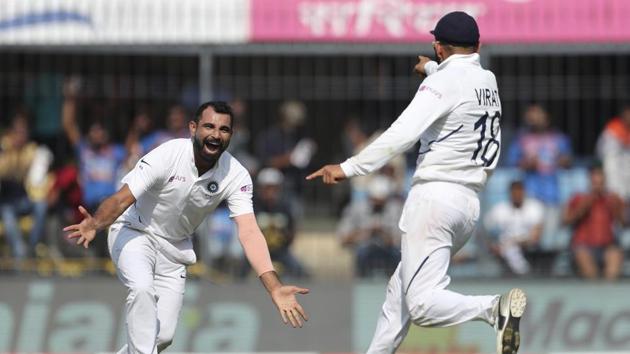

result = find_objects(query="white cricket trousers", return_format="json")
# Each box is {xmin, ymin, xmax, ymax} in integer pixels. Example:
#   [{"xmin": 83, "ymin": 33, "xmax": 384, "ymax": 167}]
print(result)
[
  {"xmin": 366, "ymin": 182, "xmax": 499, "ymax": 354},
  {"xmin": 108, "ymin": 223, "xmax": 187, "ymax": 354}
]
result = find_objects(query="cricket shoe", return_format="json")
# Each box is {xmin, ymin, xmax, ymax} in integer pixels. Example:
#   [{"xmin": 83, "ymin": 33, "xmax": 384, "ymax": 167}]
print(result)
[{"xmin": 495, "ymin": 288, "xmax": 527, "ymax": 354}]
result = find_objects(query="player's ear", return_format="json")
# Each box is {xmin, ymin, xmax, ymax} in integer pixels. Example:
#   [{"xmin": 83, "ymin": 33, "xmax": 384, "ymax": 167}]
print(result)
[{"xmin": 188, "ymin": 120, "xmax": 197, "ymax": 136}]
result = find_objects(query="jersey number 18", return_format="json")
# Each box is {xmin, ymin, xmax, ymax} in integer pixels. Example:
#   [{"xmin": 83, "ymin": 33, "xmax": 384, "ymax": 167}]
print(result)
[{"xmin": 472, "ymin": 111, "xmax": 500, "ymax": 167}]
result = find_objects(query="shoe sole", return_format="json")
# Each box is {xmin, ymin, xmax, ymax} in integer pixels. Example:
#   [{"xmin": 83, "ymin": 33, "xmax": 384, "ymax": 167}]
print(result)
[{"xmin": 499, "ymin": 288, "xmax": 527, "ymax": 354}]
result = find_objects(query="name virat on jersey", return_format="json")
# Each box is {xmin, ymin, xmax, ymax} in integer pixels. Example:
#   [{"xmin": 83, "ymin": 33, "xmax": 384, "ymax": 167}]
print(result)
[{"xmin": 475, "ymin": 88, "xmax": 501, "ymax": 108}]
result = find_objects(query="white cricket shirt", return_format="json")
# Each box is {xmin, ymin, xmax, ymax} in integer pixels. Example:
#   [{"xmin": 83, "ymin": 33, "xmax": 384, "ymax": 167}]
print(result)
[
  {"xmin": 484, "ymin": 198, "xmax": 544, "ymax": 243},
  {"xmin": 340, "ymin": 53, "xmax": 502, "ymax": 192},
  {"xmin": 118, "ymin": 138, "xmax": 254, "ymax": 242}
]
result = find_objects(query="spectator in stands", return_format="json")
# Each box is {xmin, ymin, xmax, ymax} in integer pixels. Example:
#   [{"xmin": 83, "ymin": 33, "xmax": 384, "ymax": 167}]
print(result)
[
  {"xmin": 123, "ymin": 106, "xmax": 154, "ymax": 169},
  {"xmin": 341, "ymin": 117, "xmax": 407, "ymax": 203},
  {"xmin": 255, "ymin": 101, "xmax": 316, "ymax": 214},
  {"xmin": 139, "ymin": 105, "xmax": 189, "ymax": 153},
  {"xmin": 597, "ymin": 105, "xmax": 630, "ymax": 208},
  {"xmin": 507, "ymin": 104, "xmax": 572, "ymax": 205},
  {"xmin": 115, "ymin": 106, "xmax": 160, "ymax": 189},
  {"xmin": 227, "ymin": 98, "xmax": 259, "ymax": 174},
  {"xmin": 484, "ymin": 180, "xmax": 544, "ymax": 275},
  {"xmin": 47, "ymin": 154, "xmax": 84, "ymax": 258},
  {"xmin": 62, "ymin": 79, "xmax": 126, "ymax": 256},
  {"xmin": 341, "ymin": 116, "xmax": 369, "ymax": 159},
  {"xmin": 337, "ymin": 174, "xmax": 402, "ymax": 277},
  {"xmin": 0, "ymin": 113, "xmax": 53, "ymax": 259},
  {"xmin": 254, "ymin": 168, "xmax": 309, "ymax": 278},
  {"xmin": 507, "ymin": 104, "xmax": 572, "ymax": 248},
  {"xmin": 196, "ymin": 202, "xmax": 247, "ymax": 279},
  {"xmin": 563, "ymin": 164, "xmax": 626, "ymax": 280}
]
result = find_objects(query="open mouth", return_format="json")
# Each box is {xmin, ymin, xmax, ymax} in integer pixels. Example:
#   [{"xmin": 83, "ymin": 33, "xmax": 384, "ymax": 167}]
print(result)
[{"xmin": 203, "ymin": 139, "xmax": 221, "ymax": 154}]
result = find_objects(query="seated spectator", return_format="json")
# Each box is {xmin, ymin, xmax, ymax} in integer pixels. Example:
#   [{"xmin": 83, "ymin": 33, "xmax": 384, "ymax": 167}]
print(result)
[
  {"xmin": 116, "ymin": 104, "xmax": 187, "ymax": 184},
  {"xmin": 62, "ymin": 79, "xmax": 126, "ymax": 257},
  {"xmin": 226, "ymin": 98, "xmax": 259, "ymax": 174},
  {"xmin": 341, "ymin": 117, "xmax": 407, "ymax": 204},
  {"xmin": 597, "ymin": 105, "xmax": 630, "ymax": 210},
  {"xmin": 47, "ymin": 155, "xmax": 84, "ymax": 258},
  {"xmin": 484, "ymin": 180, "xmax": 544, "ymax": 275},
  {"xmin": 255, "ymin": 101, "xmax": 316, "ymax": 215},
  {"xmin": 337, "ymin": 175, "xmax": 402, "ymax": 277},
  {"xmin": 139, "ymin": 104, "xmax": 189, "ymax": 153},
  {"xmin": 0, "ymin": 113, "xmax": 53, "ymax": 259},
  {"xmin": 563, "ymin": 164, "xmax": 627, "ymax": 280},
  {"xmin": 121, "ymin": 106, "xmax": 154, "ymax": 175},
  {"xmin": 254, "ymin": 168, "xmax": 309, "ymax": 278},
  {"xmin": 195, "ymin": 202, "xmax": 247, "ymax": 279}
]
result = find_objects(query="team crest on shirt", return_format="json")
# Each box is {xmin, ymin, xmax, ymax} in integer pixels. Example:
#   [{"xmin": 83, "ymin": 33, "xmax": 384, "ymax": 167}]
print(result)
[{"xmin": 207, "ymin": 181, "xmax": 219, "ymax": 194}]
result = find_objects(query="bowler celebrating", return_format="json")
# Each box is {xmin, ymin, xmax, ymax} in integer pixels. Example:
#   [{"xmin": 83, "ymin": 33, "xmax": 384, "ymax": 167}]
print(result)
[
  {"xmin": 65, "ymin": 101, "xmax": 309, "ymax": 354},
  {"xmin": 307, "ymin": 12, "xmax": 526, "ymax": 354}
]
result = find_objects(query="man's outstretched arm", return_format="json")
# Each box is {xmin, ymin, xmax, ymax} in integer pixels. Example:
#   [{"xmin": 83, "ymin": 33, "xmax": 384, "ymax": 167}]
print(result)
[
  {"xmin": 64, "ymin": 185, "xmax": 136, "ymax": 248},
  {"xmin": 307, "ymin": 55, "xmax": 454, "ymax": 184},
  {"xmin": 234, "ymin": 213, "xmax": 309, "ymax": 328}
]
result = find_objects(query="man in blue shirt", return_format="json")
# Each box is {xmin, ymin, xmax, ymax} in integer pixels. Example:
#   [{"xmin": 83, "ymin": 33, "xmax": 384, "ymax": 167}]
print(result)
[
  {"xmin": 62, "ymin": 81, "xmax": 126, "ymax": 256},
  {"xmin": 507, "ymin": 104, "xmax": 572, "ymax": 205}
]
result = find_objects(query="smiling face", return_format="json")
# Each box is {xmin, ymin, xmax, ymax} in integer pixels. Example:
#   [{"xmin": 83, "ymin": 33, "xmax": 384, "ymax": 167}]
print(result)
[{"xmin": 189, "ymin": 106, "xmax": 233, "ymax": 168}]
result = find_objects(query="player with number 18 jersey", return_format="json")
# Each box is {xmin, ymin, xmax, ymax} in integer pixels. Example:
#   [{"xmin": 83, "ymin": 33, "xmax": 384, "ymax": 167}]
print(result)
[
  {"xmin": 308, "ymin": 11, "xmax": 527, "ymax": 354},
  {"xmin": 340, "ymin": 53, "xmax": 501, "ymax": 192}
]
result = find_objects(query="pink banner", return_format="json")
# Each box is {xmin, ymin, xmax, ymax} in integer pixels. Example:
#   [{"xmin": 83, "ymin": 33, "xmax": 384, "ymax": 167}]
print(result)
[{"xmin": 252, "ymin": 0, "xmax": 630, "ymax": 43}]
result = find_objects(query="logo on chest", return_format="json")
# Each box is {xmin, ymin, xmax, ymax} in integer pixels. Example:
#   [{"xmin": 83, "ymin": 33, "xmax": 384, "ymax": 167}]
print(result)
[
  {"xmin": 207, "ymin": 181, "xmax": 220, "ymax": 194},
  {"xmin": 168, "ymin": 175, "xmax": 186, "ymax": 183}
]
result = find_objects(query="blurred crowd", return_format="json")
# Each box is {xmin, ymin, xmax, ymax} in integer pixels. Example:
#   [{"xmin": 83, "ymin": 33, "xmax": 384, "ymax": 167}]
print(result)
[
  {"xmin": 482, "ymin": 104, "xmax": 629, "ymax": 280},
  {"xmin": 1, "ymin": 77, "xmax": 629, "ymax": 281}
]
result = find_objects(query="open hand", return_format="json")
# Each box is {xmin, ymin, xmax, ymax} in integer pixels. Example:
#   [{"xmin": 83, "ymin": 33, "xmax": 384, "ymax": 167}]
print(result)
[
  {"xmin": 63, "ymin": 206, "xmax": 97, "ymax": 248},
  {"xmin": 306, "ymin": 164, "xmax": 346, "ymax": 185},
  {"xmin": 271, "ymin": 285, "xmax": 309, "ymax": 328}
]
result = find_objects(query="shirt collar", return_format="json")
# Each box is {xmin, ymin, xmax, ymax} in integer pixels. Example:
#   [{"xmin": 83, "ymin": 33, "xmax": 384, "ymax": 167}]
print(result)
[{"xmin": 437, "ymin": 53, "xmax": 481, "ymax": 71}]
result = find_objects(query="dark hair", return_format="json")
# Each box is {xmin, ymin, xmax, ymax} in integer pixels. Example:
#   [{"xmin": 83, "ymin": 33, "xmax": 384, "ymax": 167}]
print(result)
[
  {"xmin": 194, "ymin": 101, "xmax": 234, "ymax": 127},
  {"xmin": 509, "ymin": 180, "xmax": 524, "ymax": 190},
  {"xmin": 589, "ymin": 161, "xmax": 604, "ymax": 174},
  {"xmin": 438, "ymin": 42, "xmax": 478, "ymax": 55},
  {"xmin": 439, "ymin": 41, "xmax": 478, "ymax": 49}
]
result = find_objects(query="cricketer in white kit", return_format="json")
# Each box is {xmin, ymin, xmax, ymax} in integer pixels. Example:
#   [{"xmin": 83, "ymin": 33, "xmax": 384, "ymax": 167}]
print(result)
[
  {"xmin": 307, "ymin": 11, "xmax": 527, "ymax": 354},
  {"xmin": 65, "ymin": 101, "xmax": 309, "ymax": 354}
]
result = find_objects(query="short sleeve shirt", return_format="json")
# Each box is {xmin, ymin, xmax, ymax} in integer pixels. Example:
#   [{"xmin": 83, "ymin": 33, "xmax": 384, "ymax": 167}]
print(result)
[
  {"xmin": 568, "ymin": 193, "xmax": 622, "ymax": 248},
  {"xmin": 77, "ymin": 140, "xmax": 127, "ymax": 206},
  {"xmin": 484, "ymin": 198, "xmax": 544, "ymax": 242},
  {"xmin": 119, "ymin": 138, "xmax": 253, "ymax": 242}
]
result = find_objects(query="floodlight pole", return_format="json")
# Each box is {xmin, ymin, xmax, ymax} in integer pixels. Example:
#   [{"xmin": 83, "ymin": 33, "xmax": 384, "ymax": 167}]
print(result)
[{"xmin": 199, "ymin": 48, "xmax": 214, "ymax": 103}]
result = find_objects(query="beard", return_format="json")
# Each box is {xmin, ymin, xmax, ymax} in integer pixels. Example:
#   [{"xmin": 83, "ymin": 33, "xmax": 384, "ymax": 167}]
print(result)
[
  {"xmin": 192, "ymin": 134, "xmax": 229, "ymax": 164},
  {"xmin": 433, "ymin": 47, "xmax": 442, "ymax": 64}
]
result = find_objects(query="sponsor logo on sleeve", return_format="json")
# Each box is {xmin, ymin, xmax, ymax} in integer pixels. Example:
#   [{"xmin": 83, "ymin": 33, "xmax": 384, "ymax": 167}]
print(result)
[
  {"xmin": 419, "ymin": 85, "xmax": 442, "ymax": 99},
  {"xmin": 138, "ymin": 158, "xmax": 151, "ymax": 170},
  {"xmin": 240, "ymin": 184, "xmax": 253, "ymax": 193}
]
